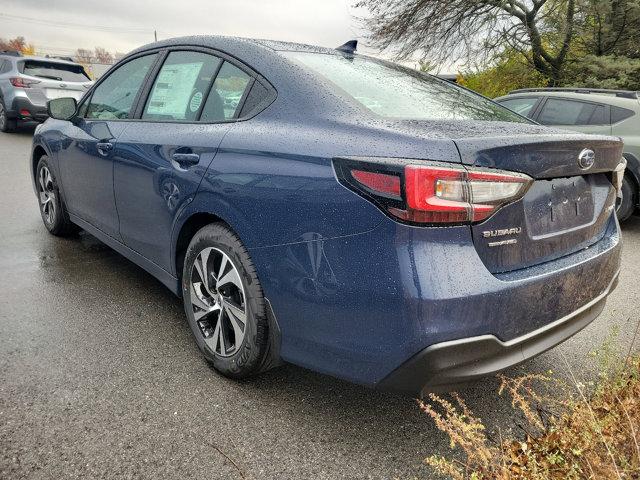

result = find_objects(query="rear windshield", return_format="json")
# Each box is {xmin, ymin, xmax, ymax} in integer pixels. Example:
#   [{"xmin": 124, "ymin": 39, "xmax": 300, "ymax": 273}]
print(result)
[
  {"xmin": 19, "ymin": 60, "xmax": 90, "ymax": 82},
  {"xmin": 284, "ymin": 52, "xmax": 528, "ymax": 122}
]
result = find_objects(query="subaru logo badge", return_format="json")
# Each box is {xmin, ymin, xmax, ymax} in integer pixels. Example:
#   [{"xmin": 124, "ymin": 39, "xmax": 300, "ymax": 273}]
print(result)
[{"xmin": 578, "ymin": 148, "xmax": 595, "ymax": 170}]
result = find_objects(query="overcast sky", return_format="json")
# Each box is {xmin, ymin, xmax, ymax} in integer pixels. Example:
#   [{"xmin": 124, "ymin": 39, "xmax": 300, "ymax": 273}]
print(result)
[{"xmin": 0, "ymin": 0, "xmax": 378, "ymax": 58}]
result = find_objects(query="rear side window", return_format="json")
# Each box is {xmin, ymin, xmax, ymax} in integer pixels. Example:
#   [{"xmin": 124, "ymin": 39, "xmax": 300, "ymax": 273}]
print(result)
[
  {"xmin": 142, "ymin": 51, "xmax": 222, "ymax": 121},
  {"xmin": 200, "ymin": 62, "xmax": 251, "ymax": 122},
  {"xmin": 538, "ymin": 98, "xmax": 607, "ymax": 125},
  {"xmin": 497, "ymin": 97, "xmax": 538, "ymax": 118},
  {"xmin": 239, "ymin": 81, "xmax": 272, "ymax": 117},
  {"xmin": 0, "ymin": 60, "xmax": 10, "ymax": 74},
  {"xmin": 611, "ymin": 106, "xmax": 635, "ymax": 123},
  {"xmin": 86, "ymin": 54, "xmax": 157, "ymax": 120},
  {"xmin": 19, "ymin": 60, "xmax": 90, "ymax": 82}
]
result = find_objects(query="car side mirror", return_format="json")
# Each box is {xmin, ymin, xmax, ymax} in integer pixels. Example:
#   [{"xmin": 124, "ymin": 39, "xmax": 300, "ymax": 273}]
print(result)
[{"xmin": 47, "ymin": 97, "xmax": 77, "ymax": 121}]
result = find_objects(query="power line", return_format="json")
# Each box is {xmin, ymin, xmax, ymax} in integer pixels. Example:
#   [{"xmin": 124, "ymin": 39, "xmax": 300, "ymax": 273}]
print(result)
[{"xmin": 0, "ymin": 13, "xmax": 151, "ymax": 34}]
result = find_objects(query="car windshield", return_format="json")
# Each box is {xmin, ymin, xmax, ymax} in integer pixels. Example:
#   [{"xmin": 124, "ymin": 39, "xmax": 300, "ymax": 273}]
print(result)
[
  {"xmin": 19, "ymin": 60, "xmax": 90, "ymax": 82},
  {"xmin": 284, "ymin": 52, "xmax": 528, "ymax": 122}
]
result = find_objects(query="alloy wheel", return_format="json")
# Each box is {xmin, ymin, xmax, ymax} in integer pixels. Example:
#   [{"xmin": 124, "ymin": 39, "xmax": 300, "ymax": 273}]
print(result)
[
  {"xmin": 190, "ymin": 247, "xmax": 247, "ymax": 357},
  {"xmin": 38, "ymin": 166, "xmax": 56, "ymax": 225}
]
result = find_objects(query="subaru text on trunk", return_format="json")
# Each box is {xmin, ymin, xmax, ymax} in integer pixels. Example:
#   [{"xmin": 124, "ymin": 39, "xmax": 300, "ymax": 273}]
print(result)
[{"xmin": 29, "ymin": 36, "xmax": 624, "ymax": 394}]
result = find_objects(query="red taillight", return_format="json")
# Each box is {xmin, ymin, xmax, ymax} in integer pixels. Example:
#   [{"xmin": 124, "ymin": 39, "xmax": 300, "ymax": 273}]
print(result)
[
  {"xmin": 351, "ymin": 169, "xmax": 401, "ymax": 197},
  {"xmin": 10, "ymin": 77, "xmax": 40, "ymax": 88},
  {"xmin": 337, "ymin": 158, "xmax": 532, "ymax": 225},
  {"xmin": 397, "ymin": 164, "xmax": 531, "ymax": 223}
]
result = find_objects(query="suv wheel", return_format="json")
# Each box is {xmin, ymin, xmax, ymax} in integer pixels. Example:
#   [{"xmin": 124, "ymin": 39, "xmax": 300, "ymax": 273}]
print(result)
[
  {"xmin": 182, "ymin": 223, "xmax": 269, "ymax": 378},
  {"xmin": 36, "ymin": 156, "xmax": 78, "ymax": 236},
  {"xmin": 0, "ymin": 99, "xmax": 17, "ymax": 133},
  {"xmin": 616, "ymin": 174, "xmax": 636, "ymax": 222}
]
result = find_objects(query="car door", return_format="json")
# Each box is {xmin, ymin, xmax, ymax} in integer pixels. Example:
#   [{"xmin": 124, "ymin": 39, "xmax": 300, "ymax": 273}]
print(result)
[
  {"xmin": 113, "ymin": 49, "xmax": 254, "ymax": 272},
  {"xmin": 534, "ymin": 97, "xmax": 612, "ymax": 135},
  {"xmin": 58, "ymin": 53, "xmax": 159, "ymax": 238}
]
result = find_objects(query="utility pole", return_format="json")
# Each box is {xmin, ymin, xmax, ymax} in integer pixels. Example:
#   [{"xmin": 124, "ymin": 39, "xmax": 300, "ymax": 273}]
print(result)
[{"xmin": 154, "ymin": 30, "xmax": 158, "ymax": 42}]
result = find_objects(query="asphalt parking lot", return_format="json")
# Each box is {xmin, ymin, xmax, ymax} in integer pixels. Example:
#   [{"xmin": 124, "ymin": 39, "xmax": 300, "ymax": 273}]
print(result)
[{"xmin": 1, "ymin": 128, "xmax": 638, "ymax": 480}]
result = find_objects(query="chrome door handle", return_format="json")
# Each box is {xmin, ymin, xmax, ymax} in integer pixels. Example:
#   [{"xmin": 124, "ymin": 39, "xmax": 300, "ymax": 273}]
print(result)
[{"xmin": 171, "ymin": 152, "xmax": 200, "ymax": 165}]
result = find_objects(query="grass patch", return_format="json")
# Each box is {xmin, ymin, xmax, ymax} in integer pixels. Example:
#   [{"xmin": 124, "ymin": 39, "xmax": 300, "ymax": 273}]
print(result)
[{"xmin": 419, "ymin": 351, "xmax": 640, "ymax": 479}]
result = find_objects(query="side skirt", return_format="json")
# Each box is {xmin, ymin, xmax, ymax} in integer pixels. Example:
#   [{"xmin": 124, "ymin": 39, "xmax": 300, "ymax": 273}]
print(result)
[{"xmin": 69, "ymin": 214, "xmax": 181, "ymax": 296}]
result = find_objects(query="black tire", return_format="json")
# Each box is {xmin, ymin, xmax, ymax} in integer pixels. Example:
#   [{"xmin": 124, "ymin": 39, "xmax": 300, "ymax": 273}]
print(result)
[
  {"xmin": 182, "ymin": 223, "xmax": 269, "ymax": 379},
  {"xmin": 0, "ymin": 99, "xmax": 17, "ymax": 133},
  {"xmin": 616, "ymin": 174, "xmax": 636, "ymax": 222},
  {"xmin": 35, "ymin": 156, "xmax": 78, "ymax": 236}
]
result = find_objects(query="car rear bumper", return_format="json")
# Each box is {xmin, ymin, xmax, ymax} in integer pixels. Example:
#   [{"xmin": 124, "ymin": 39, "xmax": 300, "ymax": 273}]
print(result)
[
  {"xmin": 377, "ymin": 270, "xmax": 619, "ymax": 394},
  {"xmin": 7, "ymin": 95, "xmax": 48, "ymax": 122},
  {"xmin": 252, "ymin": 209, "xmax": 621, "ymax": 392}
]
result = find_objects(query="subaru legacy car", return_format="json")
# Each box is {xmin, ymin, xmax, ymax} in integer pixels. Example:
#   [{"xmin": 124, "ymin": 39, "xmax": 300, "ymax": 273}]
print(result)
[
  {"xmin": 0, "ymin": 51, "xmax": 92, "ymax": 132},
  {"xmin": 495, "ymin": 88, "xmax": 640, "ymax": 221},
  {"xmin": 31, "ymin": 36, "xmax": 624, "ymax": 394}
]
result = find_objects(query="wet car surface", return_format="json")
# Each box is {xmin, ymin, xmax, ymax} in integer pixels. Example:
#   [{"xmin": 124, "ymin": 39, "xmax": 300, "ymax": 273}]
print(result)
[{"xmin": 1, "ymin": 129, "xmax": 639, "ymax": 479}]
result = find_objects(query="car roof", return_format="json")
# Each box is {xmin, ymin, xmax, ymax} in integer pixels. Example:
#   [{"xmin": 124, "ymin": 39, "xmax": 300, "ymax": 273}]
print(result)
[
  {"xmin": 495, "ymin": 90, "xmax": 640, "ymax": 109},
  {"xmin": 123, "ymin": 35, "xmax": 360, "ymax": 121},
  {"xmin": 129, "ymin": 35, "xmax": 338, "ymax": 58}
]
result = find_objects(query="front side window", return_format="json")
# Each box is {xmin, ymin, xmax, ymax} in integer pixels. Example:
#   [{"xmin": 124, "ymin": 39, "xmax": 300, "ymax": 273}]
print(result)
[
  {"xmin": 283, "ymin": 51, "xmax": 528, "ymax": 122},
  {"xmin": 200, "ymin": 62, "xmax": 252, "ymax": 122},
  {"xmin": 497, "ymin": 97, "xmax": 539, "ymax": 118},
  {"xmin": 143, "ymin": 51, "xmax": 222, "ymax": 121},
  {"xmin": 86, "ymin": 54, "xmax": 157, "ymax": 120},
  {"xmin": 538, "ymin": 98, "xmax": 606, "ymax": 126},
  {"xmin": 20, "ymin": 60, "xmax": 90, "ymax": 82}
]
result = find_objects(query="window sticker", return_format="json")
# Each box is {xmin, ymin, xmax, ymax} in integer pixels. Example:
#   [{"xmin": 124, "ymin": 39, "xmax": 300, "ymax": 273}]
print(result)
[
  {"xmin": 189, "ymin": 91, "xmax": 203, "ymax": 113},
  {"xmin": 146, "ymin": 62, "xmax": 203, "ymax": 119}
]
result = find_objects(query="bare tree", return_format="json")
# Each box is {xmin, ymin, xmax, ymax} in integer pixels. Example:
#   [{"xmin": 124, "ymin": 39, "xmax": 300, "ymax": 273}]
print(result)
[
  {"xmin": 356, "ymin": 0, "xmax": 577, "ymax": 85},
  {"xmin": 0, "ymin": 36, "xmax": 26, "ymax": 53},
  {"xmin": 74, "ymin": 48, "xmax": 93, "ymax": 64},
  {"xmin": 94, "ymin": 47, "xmax": 114, "ymax": 65}
]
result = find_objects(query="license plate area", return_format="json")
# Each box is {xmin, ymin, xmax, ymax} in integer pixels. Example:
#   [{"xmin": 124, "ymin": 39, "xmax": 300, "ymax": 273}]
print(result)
[
  {"xmin": 45, "ymin": 89, "xmax": 82, "ymax": 101},
  {"xmin": 524, "ymin": 176, "xmax": 595, "ymax": 238}
]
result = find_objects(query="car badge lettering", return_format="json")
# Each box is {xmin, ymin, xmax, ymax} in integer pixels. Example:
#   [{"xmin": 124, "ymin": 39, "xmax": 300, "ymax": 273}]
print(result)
[
  {"xmin": 483, "ymin": 227, "xmax": 521, "ymax": 247},
  {"xmin": 482, "ymin": 227, "xmax": 522, "ymax": 238}
]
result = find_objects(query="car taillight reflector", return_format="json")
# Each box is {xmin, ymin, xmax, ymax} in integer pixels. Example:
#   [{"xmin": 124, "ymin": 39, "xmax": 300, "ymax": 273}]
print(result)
[
  {"xmin": 10, "ymin": 77, "xmax": 40, "ymax": 88},
  {"xmin": 351, "ymin": 169, "xmax": 401, "ymax": 197}
]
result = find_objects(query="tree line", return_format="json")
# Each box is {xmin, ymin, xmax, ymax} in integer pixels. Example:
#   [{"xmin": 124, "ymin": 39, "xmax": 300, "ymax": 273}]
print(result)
[
  {"xmin": 0, "ymin": 36, "xmax": 122, "ymax": 66},
  {"xmin": 357, "ymin": 0, "xmax": 640, "ymax": 96}
]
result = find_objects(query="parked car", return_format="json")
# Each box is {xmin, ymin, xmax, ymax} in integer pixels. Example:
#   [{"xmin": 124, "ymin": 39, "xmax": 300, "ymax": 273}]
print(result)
[
  {"xmin": 495, "ymin": 88, "xmax": 640, "ymax": 220},
  {"xmin": 0, "ymin": 51, "xmax": 92, "ymax": 132},
  {"xmin": 31, "ymin": 37, "xmax": 624, "ymax": 394}
]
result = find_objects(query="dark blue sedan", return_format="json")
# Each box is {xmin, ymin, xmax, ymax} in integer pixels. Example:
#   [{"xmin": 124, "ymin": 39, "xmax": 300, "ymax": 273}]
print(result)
[{"xmin": 31, "ymin": 36, "xmax": 624, "ymax": 394}]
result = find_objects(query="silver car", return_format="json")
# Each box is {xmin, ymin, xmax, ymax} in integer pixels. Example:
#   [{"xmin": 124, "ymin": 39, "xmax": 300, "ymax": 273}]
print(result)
[{"xmin": 0, "ymin": 51, "xmax": 92, "ymax": 132}]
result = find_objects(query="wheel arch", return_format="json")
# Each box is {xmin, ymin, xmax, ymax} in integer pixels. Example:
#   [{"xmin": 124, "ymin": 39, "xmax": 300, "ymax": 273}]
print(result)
[
  {"xmin": 30, "ymin": 143, "xmax": 51, "ymax": 192},
  {"xmin": 623, "ymin": 152, "xmax": 640, "ymax": 205},
  {"xmin": 174, "ymin": 212, "xmax": 227, "ymax": 282}
]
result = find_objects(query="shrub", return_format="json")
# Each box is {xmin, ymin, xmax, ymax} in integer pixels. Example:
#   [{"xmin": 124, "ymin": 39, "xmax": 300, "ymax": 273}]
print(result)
[{"xmin": 420, "ymin": 356, "xmax": 640, "ymax": 479}]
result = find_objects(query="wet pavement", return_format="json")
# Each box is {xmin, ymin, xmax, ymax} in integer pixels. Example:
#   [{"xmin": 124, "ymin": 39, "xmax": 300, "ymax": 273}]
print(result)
[{"xmin": 1, "ymin": 127, "xmax": 639, "ymax": 479}]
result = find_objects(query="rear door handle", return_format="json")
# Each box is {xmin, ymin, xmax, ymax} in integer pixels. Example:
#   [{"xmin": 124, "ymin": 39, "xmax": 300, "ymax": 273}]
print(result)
[{"xmin": 171, "ymin": 152, "xmax": 200, "ymax": 165}]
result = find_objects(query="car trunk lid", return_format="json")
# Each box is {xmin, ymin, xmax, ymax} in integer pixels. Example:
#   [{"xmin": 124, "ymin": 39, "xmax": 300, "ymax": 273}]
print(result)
[{"xmin": 453, "ymin": 129, "xmax": 622, "ymax": 273}]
